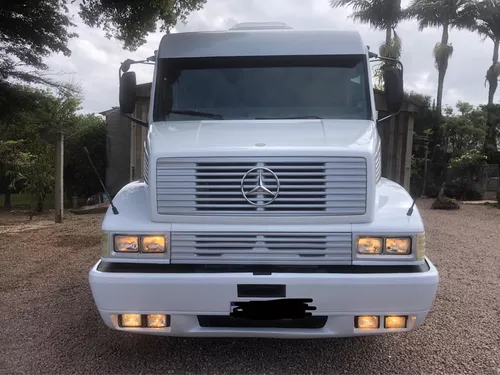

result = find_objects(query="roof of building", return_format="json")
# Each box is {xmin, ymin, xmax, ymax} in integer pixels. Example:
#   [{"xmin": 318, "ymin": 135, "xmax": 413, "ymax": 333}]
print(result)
[
  {"xmin": 99, "ymin": 107, "xmax": 120, "ymax": 116},
  {"xmin": 157, "ymin": 25, "xmax": 367, "ymax": 59}
]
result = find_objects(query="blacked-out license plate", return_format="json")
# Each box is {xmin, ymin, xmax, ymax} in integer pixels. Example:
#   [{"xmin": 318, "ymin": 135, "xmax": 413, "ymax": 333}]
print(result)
[{"xmin": 229, "ymin": 298, "xmax": 316, "ymax": 320}]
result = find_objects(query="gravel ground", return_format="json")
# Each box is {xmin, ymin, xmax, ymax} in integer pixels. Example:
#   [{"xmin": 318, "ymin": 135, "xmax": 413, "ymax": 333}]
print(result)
[{"xmin": 1, "ymin": 200, "xmax": 499, "ymax": 375}]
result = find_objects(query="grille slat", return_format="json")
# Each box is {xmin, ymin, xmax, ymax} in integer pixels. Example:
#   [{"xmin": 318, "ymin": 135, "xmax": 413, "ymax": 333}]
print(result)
[
  {"xmin": 143, "ymin": 148, "xmax": 149, "ymax": 184},
  {"xmin": 171, "ymin": 232, "xmax": 352, "ymax": 265},
  {"xmin": 157, "ymin": 157, "xmax": 367, "ymax": 215}
]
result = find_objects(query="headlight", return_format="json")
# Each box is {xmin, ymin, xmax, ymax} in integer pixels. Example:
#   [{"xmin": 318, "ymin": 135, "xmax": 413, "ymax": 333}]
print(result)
[
  {"xmin": 114, "ymin": 235, "xmax": 139, "ymax": 252},
  {"xmin": 385, "ymin": 238, "xmax": 411, "ymax": 255},
  {"xmin": 356, "ymin": 236, "xmax": 413, "ymax": 256},
  {"xmin": 141, "ymin": 236, "xmax": 166, "ymax": 253},
  {"xmin": 356, "ymin": 237, "xmax": 383, "ymax": 254},
  {"xmin": 113, "ymin": 235, "xmax": 167, "ymax": 253}
]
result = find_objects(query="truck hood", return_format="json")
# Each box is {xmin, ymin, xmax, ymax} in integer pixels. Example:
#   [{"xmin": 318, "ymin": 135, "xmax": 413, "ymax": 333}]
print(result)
[{"xmin": 149, "ymin": 119, "xmax": 377, "ymax": 156}]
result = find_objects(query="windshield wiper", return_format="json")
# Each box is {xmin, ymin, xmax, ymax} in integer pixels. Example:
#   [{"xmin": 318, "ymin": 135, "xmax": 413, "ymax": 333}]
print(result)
[
  {"xmin": 168, "ymin": 109, "xmax": 223, "ymax": 120},
  {"xmin": 255, "ymin": 115, "xmax": 323, "ymax": 119}
]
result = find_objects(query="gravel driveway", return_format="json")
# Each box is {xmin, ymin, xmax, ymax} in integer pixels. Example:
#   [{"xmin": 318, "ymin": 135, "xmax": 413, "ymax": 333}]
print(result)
[{"xmin": 1, "ymin": 200, "xmax": 499, "ymax": 375}]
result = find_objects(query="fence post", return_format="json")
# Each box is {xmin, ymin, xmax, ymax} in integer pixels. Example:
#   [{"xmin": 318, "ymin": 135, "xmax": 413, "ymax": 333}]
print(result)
[{"xmin": 55, "ymin": 132, "xmax": 64, "ymax": 223}]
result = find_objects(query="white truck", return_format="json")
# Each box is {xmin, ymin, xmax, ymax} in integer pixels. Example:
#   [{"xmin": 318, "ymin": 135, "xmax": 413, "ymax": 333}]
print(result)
[{"xmin": 89, "ymin": 22, "xmax": 439, "ymax": 338}]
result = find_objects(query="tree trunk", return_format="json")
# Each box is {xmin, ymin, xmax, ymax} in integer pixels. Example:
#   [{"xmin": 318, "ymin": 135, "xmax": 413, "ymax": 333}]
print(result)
[
  {"xmin": 487, "ymin": 39, "xmax": 499, "ymax": 105},
  {"xmin": 36, "ymin": 192, "xmax": 45, "ymax": 213},
  {"xmin": 485, "ymin": 39, "xmax": 499, "ymax": 156},
  {"xmin": 436, "ymin": 23, "xmax": 449, "ymax": 117},
  {"xmin": 385, "ymin": 27, "xmax": 392, "ymax": 51},
  {"xmin": 4, "ymin": 191, "xmax": 12, "ymax": 209}
]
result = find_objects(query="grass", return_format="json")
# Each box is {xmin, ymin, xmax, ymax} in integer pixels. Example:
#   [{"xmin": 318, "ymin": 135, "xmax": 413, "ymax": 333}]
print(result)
[
  {"xmin": 485, "ymin": 201, "xmax": 500, "ymax": 208},
  {"xmin": 1, "ymin": 193, "xmax": 56, "ymax": 209}
]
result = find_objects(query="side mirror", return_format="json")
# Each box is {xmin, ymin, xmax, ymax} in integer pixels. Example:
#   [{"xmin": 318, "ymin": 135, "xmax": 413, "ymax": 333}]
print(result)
[
  {"xmin": 383, "ymin": 67, "xmax": 404, "ymax": 114},
  {"xmin": 119, "ymin": 71, "xmax": 137, "ymax": 114}
]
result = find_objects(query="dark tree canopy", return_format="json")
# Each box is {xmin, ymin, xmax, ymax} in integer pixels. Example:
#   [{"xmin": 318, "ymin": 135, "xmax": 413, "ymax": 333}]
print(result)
[
  {"xmin": 78, "ymin": 0, "xmax": 208, "ymax": 51},
  {"xmin": 0, "ymin": 0, "xmax": 76, "ymax": 84},
  {"xmin": 330, "ymin": 0, "xmax": 402, "ymax": 30},
  {"xmin": 0, "ymin": 0, "xmax": 208, "ymax": 86}
]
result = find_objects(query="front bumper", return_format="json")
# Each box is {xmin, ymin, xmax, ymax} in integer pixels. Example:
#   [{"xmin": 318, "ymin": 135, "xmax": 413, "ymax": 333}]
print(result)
[{"xmin": 89, "ymin": 259, "xmax": 439, "ymax": 338}]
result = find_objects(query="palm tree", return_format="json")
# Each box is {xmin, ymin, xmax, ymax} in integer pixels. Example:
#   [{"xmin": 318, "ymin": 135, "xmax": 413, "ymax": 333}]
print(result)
[
  {"xmin": 471, "ymin": 0, "xmax": 500, "ymax": 154},
  {"xmin": 405, "ymin": 0, "xmax": 475, "ymax": 117},
  {"xmin": 329, "ymin": 0, "xmax": 404, "ymax": 87}
]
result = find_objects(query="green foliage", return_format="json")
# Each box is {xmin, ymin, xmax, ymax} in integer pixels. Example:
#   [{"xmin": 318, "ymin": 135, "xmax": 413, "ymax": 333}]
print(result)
[
  {"xmin": 78, "ymin": 0, "xmax": 207, "ymax": 51},
  {"xmin": 449, "ymin": 149, "xmax": 487, "ymax": 170},
  {"xmin": 405, "ymin": 0, "xmax": 476, "ymax": 115},
  {"xmin": 8, "ymin": 139, "xmax": 56, "ymax": 213},
  {"xmin": 456, "ymin": 100, "xmax": 474, "ymax": 115},
  {"xmin": 0, "ymin": 85, "xmax": 81, "ymax": 212},
  {"xmin": 411, "ymin": 101, "xmax": 490, "ymax": 198},
  {"xmin": 405, "ymin": 0, "xmax": 476, "ymax": 31},
  {"xmin": 433, "ymin": 42, "xmax": 454, "ymax": 70},
  {"xmin": 405, "ymin": 90, "xmax": 432, "ymax": 108},
  {"xmin": 441, "ymin": 102, "xmax": 487, "ymax": 156},
  {"xmin": 0, "ymin": 0, "xmax": 76, "ymax": 90},
  {"xmin": 330, "ymin": 0, "xmax": 403, "ymax": 30},
  {"xmin": 379, "ymin": 28, "xmax": 402, "ymax": 58},
  {"xmin": 471, "ymin": 0, "xmax": 500, "ymax": 43},
  {"xmin": 330, "ymin": 0, "xmax": 404, "ymax": 91},
  {"xmin": 64, "ymin": 114, "xmax": 107, "ymax": 199}
]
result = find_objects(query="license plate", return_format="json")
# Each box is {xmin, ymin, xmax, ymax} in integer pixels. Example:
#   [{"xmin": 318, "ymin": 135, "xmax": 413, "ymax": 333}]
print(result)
[{"xmin": 229, "ymin": 298, "xmax": 316, "ymax": 320}]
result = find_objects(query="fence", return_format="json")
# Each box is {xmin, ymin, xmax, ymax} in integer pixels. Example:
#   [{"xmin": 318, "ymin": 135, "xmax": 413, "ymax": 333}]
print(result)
[{"xmin": 481, "ymin": 164, "xmax": 500, "ymax": 200}]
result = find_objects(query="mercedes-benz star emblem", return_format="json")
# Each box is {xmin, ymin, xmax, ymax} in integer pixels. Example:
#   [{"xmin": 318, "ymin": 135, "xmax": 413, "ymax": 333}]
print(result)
[{"xmin": 241, "ymin": 167, "xmax": 280, "ymax": 206}]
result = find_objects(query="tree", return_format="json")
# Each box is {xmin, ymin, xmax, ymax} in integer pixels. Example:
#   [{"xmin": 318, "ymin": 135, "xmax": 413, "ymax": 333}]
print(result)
[
  {"xmin": 78, "ymin": 0, "xmax": 208, "ymax": 51},
  {"xmin": 329, "ymin": 0, "xmax": 404, "ymax": 87},
  {"xmin": 64, "ymin": 114, "xmax": 107, "ymax": 201},
  {"xmin": 0, "ymin": 1, "xmax": 207, "ymax": 122},
  {"xmin": 0, "ymin": 1, "xmax": 76, "ymax": 87},
  {"xmin": 405, "ymin": 0, "xmax": 476, "ymax": 117},
  {"xmin": 443, "ymin": 102, "xmax": 487, "ymax": 155},
  {"xmin": 470, "ymin": 0, "xmax": 500, "ymax": 156},
  {"xmin": 1, "ymin": 85, "xmax": 81, "ymax": 215}
]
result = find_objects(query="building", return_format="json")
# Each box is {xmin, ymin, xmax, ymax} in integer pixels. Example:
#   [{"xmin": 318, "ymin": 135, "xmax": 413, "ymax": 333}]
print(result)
[{"xmin": 102, "ymin": 82, "xmax": 422, "ymax": 194}]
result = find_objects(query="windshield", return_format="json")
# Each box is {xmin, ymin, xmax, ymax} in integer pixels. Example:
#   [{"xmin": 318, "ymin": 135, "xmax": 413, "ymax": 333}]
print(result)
[{"xmin": 154, "ymin": 55, "xmax": 371, "ymax": 121}]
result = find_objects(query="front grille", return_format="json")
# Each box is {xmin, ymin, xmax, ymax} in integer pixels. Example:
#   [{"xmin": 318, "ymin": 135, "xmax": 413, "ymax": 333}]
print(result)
[
  {"xmin": 156, "ymin": 157, "xmax": 367, "ymax": 215},
  {"xmin": 170, "ymin": 232, "xmax": 352, "ymax": 265}
]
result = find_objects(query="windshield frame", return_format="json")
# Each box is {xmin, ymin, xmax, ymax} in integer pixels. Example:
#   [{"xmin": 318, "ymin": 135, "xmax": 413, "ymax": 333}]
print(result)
[{"xmin": 153, "ymin": 54, "xmax": 372, "ymax": 122}]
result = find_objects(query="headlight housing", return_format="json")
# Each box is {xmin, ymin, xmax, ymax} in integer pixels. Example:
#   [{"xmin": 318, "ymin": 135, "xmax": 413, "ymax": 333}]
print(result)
[
  {"xmin": 114, "ymin": 235, "xmax": 139, "ymax": 252},
  {"xmin": 385, "ymin": 238, "xmax": 411, "ymax": 255},
  {"xmin": 356, "ymin": 237, "xmax": 383, "ymax": 254},
  {"xmin": 114, "ymin": 235, "xmax": 167, "ymax": 253},
  {"xmin": 141, "ymin": 236, "xmax": 166, "ymax": 253},
  {"xmin": 356, "ymin": 236, "xmax": 412, "ymax": 256}
]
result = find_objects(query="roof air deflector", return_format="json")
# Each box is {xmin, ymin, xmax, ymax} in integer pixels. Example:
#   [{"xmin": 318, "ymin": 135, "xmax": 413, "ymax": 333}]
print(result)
[{"xmin": 230, "ymin": 22, "xmax": 293, "ymax": 30}]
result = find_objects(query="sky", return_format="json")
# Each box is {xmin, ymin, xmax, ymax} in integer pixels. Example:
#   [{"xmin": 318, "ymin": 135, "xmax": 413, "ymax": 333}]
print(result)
[{"xmin": 45, "ymin": 0, "xmax": 493, "ymax": 114}]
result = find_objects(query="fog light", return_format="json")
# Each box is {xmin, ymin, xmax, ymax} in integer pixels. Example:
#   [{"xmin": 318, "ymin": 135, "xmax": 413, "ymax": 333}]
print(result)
[
  {"xmin": 385, "ymin": 315, "xmax": 407, "ymax": 329},
  {"xmin": 147, "ymin": 314, "xmax": 168, "ymax": 328},
  {"xmin": 355, "ymin": 315, "xmax": 379, "ymax": 329},
  {"xmin": 121, "ymin": 313, "xmax": 142, "ymax": 327}
]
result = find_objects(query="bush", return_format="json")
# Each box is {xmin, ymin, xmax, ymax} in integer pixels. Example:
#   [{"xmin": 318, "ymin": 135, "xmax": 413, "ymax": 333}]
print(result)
[
  {"xmin": 64, "ymin": 114, "xmax": 107, "ymax": 200},
  {"xmin": 463, "ymin": 189, "xmax": 483, "ymax": 201},
  {"xmin": 424, "ymin": 184, "xmax": 441, "ymax": 198},
  {"xmin": 444, "ymin": 183, "xmax": 463, "ymax": 199}
]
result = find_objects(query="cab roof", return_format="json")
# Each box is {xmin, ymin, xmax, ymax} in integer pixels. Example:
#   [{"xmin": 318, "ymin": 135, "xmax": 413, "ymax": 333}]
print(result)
[{"xmin": 157, "ymin": 23, "xmax": 367, "ymax": 59}]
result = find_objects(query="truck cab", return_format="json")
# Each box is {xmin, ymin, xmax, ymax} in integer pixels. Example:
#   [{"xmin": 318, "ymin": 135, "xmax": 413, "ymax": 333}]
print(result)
[{"xmin": 89, "ymin": 23, "xmax": 438, "ymax": 337}]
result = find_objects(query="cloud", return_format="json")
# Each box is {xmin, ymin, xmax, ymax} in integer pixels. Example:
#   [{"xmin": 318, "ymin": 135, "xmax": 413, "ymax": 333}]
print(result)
[{"xmin": 45, "ymin": 0, "xmax": 494, "ymax": 114}]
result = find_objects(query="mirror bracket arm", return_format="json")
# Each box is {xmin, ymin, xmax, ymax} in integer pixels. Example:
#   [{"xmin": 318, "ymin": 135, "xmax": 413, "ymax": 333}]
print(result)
[
  {"xmin": 123, "ymin": 113, "xmax": 148, "ymax": 128},
  {"xmin": 377, "ymin": 111, "xmax": 401, "ymax": 123}
]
